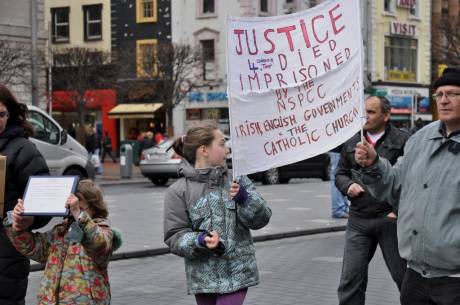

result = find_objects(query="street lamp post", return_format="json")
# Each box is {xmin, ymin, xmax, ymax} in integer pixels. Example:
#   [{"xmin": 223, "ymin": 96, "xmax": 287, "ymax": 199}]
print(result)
[
  {"xmin": 411, "ymin": 93, "xmax": 421, "ymax": 129},
  {"xmin": 30, "ymin": 0, "xmax": 39, "ymax": 106}
]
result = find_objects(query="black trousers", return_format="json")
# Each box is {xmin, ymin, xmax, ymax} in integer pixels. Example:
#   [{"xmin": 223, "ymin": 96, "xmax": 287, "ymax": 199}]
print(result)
[
  {"xmin": 338, "ymin": 215, "xmax": 406, "ymax": 305},
  {"xmin": 401, "ymin": 268, "xmax": 460, "ymax": 305}
]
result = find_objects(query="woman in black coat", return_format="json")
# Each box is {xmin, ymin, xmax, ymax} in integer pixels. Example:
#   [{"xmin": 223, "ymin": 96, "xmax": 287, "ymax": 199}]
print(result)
[{"xmin": 0, "ymin": 84, "xmax": 49, "ymax": 305}]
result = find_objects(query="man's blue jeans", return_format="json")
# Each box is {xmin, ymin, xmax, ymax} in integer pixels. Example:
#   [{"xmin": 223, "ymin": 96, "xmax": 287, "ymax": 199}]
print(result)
[
  {"xmin": 330, "ymin": 152, "xmax": 348, "ymax": 217},
  {"xmin": 338, "ymin": 216, "xmax": 406, "ymax": 305}
]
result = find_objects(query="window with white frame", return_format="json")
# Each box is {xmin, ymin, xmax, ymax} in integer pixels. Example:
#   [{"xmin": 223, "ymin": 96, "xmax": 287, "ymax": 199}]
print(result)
[
  {"xmin": 51, "ymin": 7, "xmax": 70, "ymax": 43},
  {"xmin": 409, "ymin": 1, "xmax": 419, "ymax": 18},
  {"xmin": 200, "ymin": 39, "xmax": 215, "ymax": 80},
  {"xmin": 384, "ymin": 0, "xmax": 395, "ymax": 13},
  {"xmin": 260, "ymin": 0, "xmax": 268, "ymax": 13},
  {"xmin": 83, "ymin": 4, "xmax": 102, "ymax": 41},
  {"xmin": 203, "ymin": 0, "xmax": 215, "ymax": 14},
  {"xmin": 384, "ymin": 36, "xmax": 417, "ymax": 82},
  {"xmin": 197, "ymin": 0, "xmax": 216, "ymax": 18}
]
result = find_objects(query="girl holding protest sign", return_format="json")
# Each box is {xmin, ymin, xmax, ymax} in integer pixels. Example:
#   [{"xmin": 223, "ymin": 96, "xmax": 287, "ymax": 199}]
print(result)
[
  {"xmin": 164, "ymin": 120, "xmax": 272, "ymax": 305},
  {"xmin": 4, "ymin": 179, "xmax": 121, "ymax": 305}
]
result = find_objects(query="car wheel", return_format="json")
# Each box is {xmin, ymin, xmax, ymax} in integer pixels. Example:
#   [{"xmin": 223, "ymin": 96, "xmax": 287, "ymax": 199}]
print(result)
[
  {"xmin": 63, "ymin": 168, "xmax": 85, "ymax": 179},
  {"xmin": 150, "ymin": 177, "xmax": 169, "ymax": 186},
  {"xmin": 321, "ymin": 163, "xmax": 331, "ymax": 181},
  {"xmin": 262, "ymin": 168, "xmax": 280, "ymax": 185}
]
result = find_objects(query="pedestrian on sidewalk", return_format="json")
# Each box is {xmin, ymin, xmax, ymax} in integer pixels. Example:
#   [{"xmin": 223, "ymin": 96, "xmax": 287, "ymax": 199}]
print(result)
[
  {"xmin": 355, "ymin": 68, "xmax": 460, "ymax": 305},
  {"xmin": 4, "ymin": 180, "xmax": 118, "ymax": 305},
  {"xmin": 101, "ymin": 131, "xmax": 116, "ymax": 163},
  {"xmin": 336, "ymin": 96, "xmax": 410, "ymax": 305},
  {"xmin": 86, "ymin": 127, "xmax": 103, "ymax": 175},
  {"xmin": 329, "ymin": 144, "xmax": 349, "ymax": 218},
  {"xmin": 164, "ymin": 120, "xmax": 272, "ymax": 305}
]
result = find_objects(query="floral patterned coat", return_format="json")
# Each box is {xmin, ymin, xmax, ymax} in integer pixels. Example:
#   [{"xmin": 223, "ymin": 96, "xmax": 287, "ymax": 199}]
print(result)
[{"xmin": 5, "ymin": 212, "xmax": 113, "ymax": 305}]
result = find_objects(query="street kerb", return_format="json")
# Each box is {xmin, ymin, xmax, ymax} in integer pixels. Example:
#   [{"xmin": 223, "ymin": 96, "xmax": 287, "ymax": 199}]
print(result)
[{"xmin": 30, "ymin": 225, "xmax": 346, "ymax": 272}]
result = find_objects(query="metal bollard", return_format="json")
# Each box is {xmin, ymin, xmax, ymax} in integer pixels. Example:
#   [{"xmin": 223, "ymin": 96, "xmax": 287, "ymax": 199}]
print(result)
[{"xmin": 120, "ymin": 144, "xmax": 133, "ymax": 178}]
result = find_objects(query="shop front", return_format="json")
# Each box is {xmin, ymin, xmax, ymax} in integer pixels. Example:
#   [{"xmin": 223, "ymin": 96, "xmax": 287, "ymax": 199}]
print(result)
[
  {"xmin": 186, "ymin": 90, "xmax": 230, "ymax": 135},
  {"xmin": 374, "ymin": 85, "xmax": 431, "ymax": 129},
  {"xmin": 50, "ymin": 89, "xmax": 118, "ymax": 151},
  {"xmin": 108, "ymin": 103, "xmax": 165, "ymax": 139},
  {"xmin": 108, "ymin": 103, "xmax": 165, "ymax": 160}
]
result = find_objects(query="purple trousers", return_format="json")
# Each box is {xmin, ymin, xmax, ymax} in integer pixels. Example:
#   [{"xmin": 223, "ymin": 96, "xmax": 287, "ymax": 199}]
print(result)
[{"xmin": 195, "ymin": 288, "xmax": 248, "ymax": 305}]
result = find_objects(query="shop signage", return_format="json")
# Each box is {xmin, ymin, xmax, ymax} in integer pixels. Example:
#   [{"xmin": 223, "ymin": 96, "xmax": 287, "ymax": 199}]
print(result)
[
  {"xmin": 397, "ymin": 0, "xmax": 417, "ymax": 8},
  {"xmin": 390, "ymin": 21, "xmax": 416, "ymax": 37},
  {"xmin": 386, "ymin": 69, "xmax": 416, "ymax": 82},
  {"xmin": 188, "ymin": 91, "xmax": 228, "ymax": 102},
  {"xmin": 374, "ymin": 85, "xmax": 430, "ymax": 115}
]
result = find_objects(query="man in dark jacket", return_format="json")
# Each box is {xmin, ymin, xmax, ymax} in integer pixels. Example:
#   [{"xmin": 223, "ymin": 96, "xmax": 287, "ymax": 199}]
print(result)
[
  {"xmin": 336, "ymin": 96, "xmax": 410, "ymax": 305},
  {"xmin": 0, "ymin": 85, "xmax": 50, "ymax": 305}
]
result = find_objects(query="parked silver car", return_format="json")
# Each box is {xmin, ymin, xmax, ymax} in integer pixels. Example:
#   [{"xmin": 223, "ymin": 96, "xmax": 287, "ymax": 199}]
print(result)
[{"xmin": 139, "ymin": 139, "xmax": 180, "ymax": 186}]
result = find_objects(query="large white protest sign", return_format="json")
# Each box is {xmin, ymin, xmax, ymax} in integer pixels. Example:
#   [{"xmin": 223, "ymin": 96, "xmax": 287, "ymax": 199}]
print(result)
[{"xmin": 226, "ymin": 0, "xmax": 364, "ymax": 177}]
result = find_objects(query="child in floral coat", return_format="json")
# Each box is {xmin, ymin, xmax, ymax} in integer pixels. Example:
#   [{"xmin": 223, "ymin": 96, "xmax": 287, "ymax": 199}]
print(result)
[{"xmin": 4, "ymin": 179, "xmax": 114, "ymax": 305}]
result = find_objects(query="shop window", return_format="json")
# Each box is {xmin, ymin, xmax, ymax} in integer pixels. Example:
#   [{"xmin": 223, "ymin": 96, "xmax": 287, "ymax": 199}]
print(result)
[
  {"xmin": 136, "ymin": 39, "xmax": 158, "ymax": 77},
  {"xmin": 136, "ymin": 0, "xmax": 157, "ymax": 23},
  {"xmin": 51, "ymin": 7, "xmax": 70, "ymax": 43},
  {"xmin": 384, "ymin": 0, "xmax": 395, "ymax": 14},
  {"xmin": 186, "ymin": 109, "xmax": 202, "ymax": 120},
  {"xmin": 83, "ymin": 4, "xmax": 102, "ymax": 41},
  {"xmin": 384, "ymin": 37, "xmax": 417, "ymax": 82}
]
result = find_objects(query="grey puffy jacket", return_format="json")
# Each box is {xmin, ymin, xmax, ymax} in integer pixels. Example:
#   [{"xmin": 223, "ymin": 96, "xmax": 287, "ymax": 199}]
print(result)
[{"xmin": 164, "ymin": 161, "xmax": 271, "ymax": 294}]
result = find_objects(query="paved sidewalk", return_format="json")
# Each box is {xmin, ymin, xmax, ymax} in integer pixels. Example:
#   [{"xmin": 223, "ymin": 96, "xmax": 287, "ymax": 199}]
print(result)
[
  {"xmin": 31, "ymin": 179, "xmax": 348, "ymax": 271},
  {"xmin": 27, "ymin": 233, "xmax": 399, "ymax": 305},
  {"xmin": 95, "ymin": 160, "xmax": 150, "ymax": 186}
]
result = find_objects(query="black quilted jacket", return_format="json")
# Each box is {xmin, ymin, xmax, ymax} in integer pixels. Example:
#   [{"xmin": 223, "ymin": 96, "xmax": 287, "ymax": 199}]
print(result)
[{"xmin": 0, "ymin": 125, "xmax": 49, "ymax": 304}]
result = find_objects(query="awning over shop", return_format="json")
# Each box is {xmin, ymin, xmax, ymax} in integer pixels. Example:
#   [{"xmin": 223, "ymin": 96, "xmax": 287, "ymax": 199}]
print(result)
[{"xmin": 108, "ymin": 103, "xmax": 163, "ymax": 119}]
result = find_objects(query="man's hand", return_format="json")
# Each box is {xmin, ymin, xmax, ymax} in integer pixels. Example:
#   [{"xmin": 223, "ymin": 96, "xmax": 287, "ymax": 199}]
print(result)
[
  {"xmin": 204, "ymin": 231, "xmax": 220, "ymax": 250},
  {"xmin": 12, "ymin": 199, "xmax": 34, "ymax": 232},
  {"xmin": 355, "ymin": 141, "xmax": 378, "ymax": 167},
  {"xmin": 347, "ymin": 183, "xmax": 365, "ymax": 198}
]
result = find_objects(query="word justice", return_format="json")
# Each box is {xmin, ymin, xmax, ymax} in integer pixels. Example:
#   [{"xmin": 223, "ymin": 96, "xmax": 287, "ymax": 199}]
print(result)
[{"xmin": 233, "ymin": 3, "xmax": 345, "ymax": 56}]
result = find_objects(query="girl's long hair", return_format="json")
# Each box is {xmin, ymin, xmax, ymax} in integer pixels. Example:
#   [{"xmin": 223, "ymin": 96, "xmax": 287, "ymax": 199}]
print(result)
[{"xmin": 0, "ymin": 84, "xmax": 34, "ymax": 137}]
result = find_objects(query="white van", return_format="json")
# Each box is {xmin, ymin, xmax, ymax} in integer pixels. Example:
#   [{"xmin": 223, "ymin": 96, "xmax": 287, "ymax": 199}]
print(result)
[{"xmin": 27, "ymin": 105, "xmax": 95, "ymax": 179}]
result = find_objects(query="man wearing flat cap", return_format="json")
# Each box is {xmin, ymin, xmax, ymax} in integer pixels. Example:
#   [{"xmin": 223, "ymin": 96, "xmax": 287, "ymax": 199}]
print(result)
[{"xmin": 355, "ymin": 67, "xmax": 460, "ymax": 305}]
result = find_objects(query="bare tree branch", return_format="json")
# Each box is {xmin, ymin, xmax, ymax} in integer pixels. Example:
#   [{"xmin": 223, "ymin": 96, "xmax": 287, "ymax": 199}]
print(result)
[
  {"xmin": 131, "ymin": 42, "xmax": 204, "ymax": 134},
  {"xmin": 0, "ymin": 40, "xmax": 30, "ymax": 87},
  {"xmin": 49, "ymin": 47, "xmax": 120, "ymax": 144},
  {"xmin": 433, "ymin": 18, "xmax": 460, "ymax": 68}
]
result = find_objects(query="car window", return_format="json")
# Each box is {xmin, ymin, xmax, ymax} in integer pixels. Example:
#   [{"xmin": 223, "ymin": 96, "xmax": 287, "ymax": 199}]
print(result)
[
  {"xmin": 28, "ymin": 111, "xmax": 60, "ymax": 145},
  {"xmin": 158, "ymin": 140, "xmax": 172, "ymax": 149}
]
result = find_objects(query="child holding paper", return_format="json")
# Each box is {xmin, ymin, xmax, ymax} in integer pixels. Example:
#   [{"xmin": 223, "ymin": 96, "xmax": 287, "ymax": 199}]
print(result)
[
  {"xmin": 164, "ymin": 120, "xmax": 272, "ymax": 305},
  {"xmin": 4, "ymin": 179, "xmax": 120, "ymax": 305}
]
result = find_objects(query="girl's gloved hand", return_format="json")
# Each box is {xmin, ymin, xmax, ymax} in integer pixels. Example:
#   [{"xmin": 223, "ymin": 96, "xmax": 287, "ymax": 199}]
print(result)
[{"xmin": 230, "ymin": 182, "xmax": 248, "ymax": 204}]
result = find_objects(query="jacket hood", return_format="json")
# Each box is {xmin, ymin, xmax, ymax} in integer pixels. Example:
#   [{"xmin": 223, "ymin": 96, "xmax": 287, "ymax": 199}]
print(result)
[
  {"xmin": 0, "ymin": 124, "xmax": 25, "ymax": 139},
  {"xmin": 178, "ymin": 159, "xmax": 228, "ymax": 184},
  {"xmin": 0, "ymin": 124, "xmax": 25, "ymax": 150}
]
